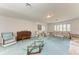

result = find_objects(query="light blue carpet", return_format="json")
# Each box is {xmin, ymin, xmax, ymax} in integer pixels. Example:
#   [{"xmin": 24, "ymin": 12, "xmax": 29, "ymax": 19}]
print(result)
[{"xmin": 0, "ymin": 37, "xmax": 70, "ymax": 55}]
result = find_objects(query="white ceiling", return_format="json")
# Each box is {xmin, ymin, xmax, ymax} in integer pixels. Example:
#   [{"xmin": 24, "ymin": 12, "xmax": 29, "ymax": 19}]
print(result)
[{"xmin": 0, "ymin": 3, "xmax": 79, "ymax": 23}]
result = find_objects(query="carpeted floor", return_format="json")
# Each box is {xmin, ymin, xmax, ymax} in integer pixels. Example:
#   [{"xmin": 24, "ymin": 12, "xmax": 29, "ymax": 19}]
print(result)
[{"xmin": 0, "ymin": 37, "xmax": 71, "ymax": 55}]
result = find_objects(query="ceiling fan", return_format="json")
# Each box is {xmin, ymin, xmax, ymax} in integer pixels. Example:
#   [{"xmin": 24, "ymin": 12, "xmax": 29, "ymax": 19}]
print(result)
[{"xmin": 25, "ymin": 3, "xmax": 32, "ymax": 7}]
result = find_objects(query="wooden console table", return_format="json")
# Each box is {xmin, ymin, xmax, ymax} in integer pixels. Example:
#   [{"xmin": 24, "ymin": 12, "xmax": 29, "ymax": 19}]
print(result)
[{"xmin": 16, "ymin": 31, "xmax": 31, "ymax": 41}]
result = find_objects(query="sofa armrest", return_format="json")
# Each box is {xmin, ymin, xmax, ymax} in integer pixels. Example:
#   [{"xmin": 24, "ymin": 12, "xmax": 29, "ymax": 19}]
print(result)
[{"xmin": 0, "ymin": 36, "xmax": 3, "ymax": 44}]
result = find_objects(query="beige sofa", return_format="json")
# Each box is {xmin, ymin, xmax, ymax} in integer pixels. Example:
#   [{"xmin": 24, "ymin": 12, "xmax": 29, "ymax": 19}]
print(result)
[{"xmin": 48, "ymin": 31, "xmax": 71, "ymax": 39}]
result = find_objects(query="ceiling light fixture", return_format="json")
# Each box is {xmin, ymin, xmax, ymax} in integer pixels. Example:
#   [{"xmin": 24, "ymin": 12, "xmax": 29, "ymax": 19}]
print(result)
[
  {"xmin": 56, "ymin": 19, "xmax": 58, "ymax": 21},
  {"xmin": 25, "ymin": 3, "xmax": 31, "ymax": 7},
  {"xmin": 47, "ymin": 15, "xmax": 51, "ymax": 18},
  {"xmin": 46, "ymin": 14, "xmax": 53, "ymax": 18}
]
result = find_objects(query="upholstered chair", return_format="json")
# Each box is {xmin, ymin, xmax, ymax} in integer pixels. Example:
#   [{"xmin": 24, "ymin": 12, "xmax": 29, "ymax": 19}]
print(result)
[{"xmin": 1, "ymin": 32, "xmax": 16, "ymax": 47}]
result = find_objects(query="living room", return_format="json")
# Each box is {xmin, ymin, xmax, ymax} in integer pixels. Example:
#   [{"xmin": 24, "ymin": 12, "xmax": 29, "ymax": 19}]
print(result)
[{"xmin": 0, "ymin": 3, "xmax": 79, "ymax": 55}]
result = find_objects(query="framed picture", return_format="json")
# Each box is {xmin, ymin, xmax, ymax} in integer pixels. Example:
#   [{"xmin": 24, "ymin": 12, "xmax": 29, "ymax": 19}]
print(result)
[{"xmin": 37, "ymin": 24, "xmax": 42, "ymax": 31}]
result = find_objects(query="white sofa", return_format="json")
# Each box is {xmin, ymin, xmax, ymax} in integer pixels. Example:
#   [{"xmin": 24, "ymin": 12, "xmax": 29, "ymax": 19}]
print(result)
[{"xmin": 0, "ymin": 32, "xmax": 16, "ymax": 47}]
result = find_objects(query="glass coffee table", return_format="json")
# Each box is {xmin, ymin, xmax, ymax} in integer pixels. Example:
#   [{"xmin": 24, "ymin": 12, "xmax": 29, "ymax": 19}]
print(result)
[{"xmin": 27, "ymin": 40, "xmax": 44, "ymax": 55}]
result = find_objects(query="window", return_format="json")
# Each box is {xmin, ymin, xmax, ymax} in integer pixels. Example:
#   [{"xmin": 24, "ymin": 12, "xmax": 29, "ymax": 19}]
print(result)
[
  {"xmin": 54, "ymin": 25, "xmax": 56, "ymax": 31},
  {"xmin": 57, "ymin": 25, "xmax": 60, "ymax": 31},
  {"xmin": 59, "ymin": 24, "xmax": 62, "ymax": 31},
  {"xmin": 67, "ymin": 24, "xmax": 71, "ymax": 31},
  {"xmin": 56, "ymin": 25, "xmax": 58, "ymax": 31},
  {"xmin": 54, "ymin": 24, "xmax": 71, "ymax": 32},
  {"xmin": 63, "ymin": 24, "xmax": 66, "ymax": 31},
  {"xmin": 42, "ymin": 25, "xmax": 45, "ymax": 31}
]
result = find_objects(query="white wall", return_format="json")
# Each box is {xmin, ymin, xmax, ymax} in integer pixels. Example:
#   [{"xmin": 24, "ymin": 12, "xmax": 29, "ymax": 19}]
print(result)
[
  {"xmin": 0, "ymin": 16, "xmax": 47, "ymax": 43},
  {"xmin": 47, "ymin": 18, "xmax": 79, "ymax": 34},
  {"xmin": 71, "ymin": 19, "xmax": 79, "ymax": 34},
  {"xmin": 47, "ymin": 23, "xmax": 54, "ymax": 32}
]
